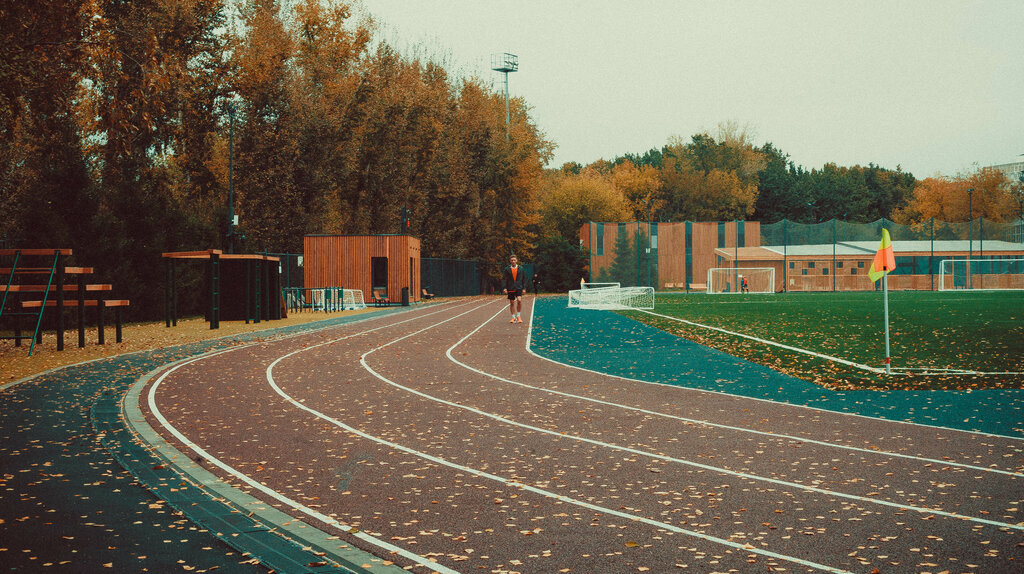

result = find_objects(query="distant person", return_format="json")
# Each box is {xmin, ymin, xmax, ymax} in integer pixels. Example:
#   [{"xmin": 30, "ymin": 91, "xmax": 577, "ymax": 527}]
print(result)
[
  {"xmin": 532, "ymin": 269, "xmax": 540, "ymax": 295},
  {"xmin": 740, "ymin": 275, "xmax": 749, "ymax": 293},
  {"xmin": 502, "ymin": 254, "xmax": 527, "ymax": 323}
]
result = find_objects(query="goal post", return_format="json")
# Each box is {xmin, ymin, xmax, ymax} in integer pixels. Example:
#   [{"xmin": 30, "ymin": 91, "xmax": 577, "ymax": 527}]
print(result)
[
  {"xmin": 343, "ymin": 288, "xmax": 367, "ymax": 310},
  {"xmin": 568, "ymin": 285, "xmax": 654, "ymax": 310},
  {"xmin": 938, "ymin": 258, "xmax": 1024, "ymax": 291},
  {"xmin": 706, "ymin": 267, "xmax": 775, "ymax": 294}
]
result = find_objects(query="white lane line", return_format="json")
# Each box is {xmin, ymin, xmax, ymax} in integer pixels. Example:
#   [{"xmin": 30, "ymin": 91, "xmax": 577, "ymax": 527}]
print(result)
[
  {"xmin": 265, "ymin": 311, "xmax": 854, "ymax": 573},
  {"xmin": 641, "ymin": 309, "xmax": 1023, "ymax": 376},
  {"xmin": 446, "ymin": 305, "xmax": 1024, "ymax": 478},
  {"xmin": 351, "ymin": 304, "xmax": 1024, "ymax": 531},
  {"xmin": 525, "ymin": 300, "xmax": 1024, "ymax": 443},
  {"xmin": 146, "ymin": 302, "xmax": 481, "ymax": 574},
  {"xmin": 642, "ymin": 309, "xmax": 883, "ymax": 372}
]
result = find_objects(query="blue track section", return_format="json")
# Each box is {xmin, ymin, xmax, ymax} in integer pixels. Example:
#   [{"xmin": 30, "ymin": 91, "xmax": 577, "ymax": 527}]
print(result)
[{"xmin": 530, "ymin": 297, "xmax": 1024, "ymax": 439}]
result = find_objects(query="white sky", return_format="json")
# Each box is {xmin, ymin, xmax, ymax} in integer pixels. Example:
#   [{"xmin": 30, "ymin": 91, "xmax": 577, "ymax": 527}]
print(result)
[{"xmin": 358, "ymin": 0, "xmax": 1024, "ymax": 178}]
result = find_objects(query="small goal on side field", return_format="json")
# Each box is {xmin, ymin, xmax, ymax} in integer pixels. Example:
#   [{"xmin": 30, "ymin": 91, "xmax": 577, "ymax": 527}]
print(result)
[
  {"xmin": 568, "ymin": 284, "xmax": 654, "ymax": 310},
  {"xmin": 343, "ymin": 288, "xmax": 367, "ymax": 310},
  {"xmin": 938, "ymin": 258, "xmax": 1024, "ymax": 291},
  {"xmin": 706, "ymin": 268, "xmax": 775, "ymax": 294}
]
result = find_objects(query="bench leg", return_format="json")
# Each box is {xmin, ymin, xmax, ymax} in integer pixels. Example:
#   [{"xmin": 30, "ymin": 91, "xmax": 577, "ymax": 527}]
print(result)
[
  {"xmin": 115, "ymin": 307, "xmax": 123, "ymax": 343},
  {"xmin": 78, "ymin": 276, "xmax": 86, "ymax": 347},
  {"xmin": 97, "ymin": 304, "xmax": 105, "ymax": 345}
]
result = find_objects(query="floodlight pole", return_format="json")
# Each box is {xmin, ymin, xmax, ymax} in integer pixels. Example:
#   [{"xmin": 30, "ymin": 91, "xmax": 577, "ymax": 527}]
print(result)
[{"xmin": 491, "ymin": 53, "xmax": 518, "ymax": 142}]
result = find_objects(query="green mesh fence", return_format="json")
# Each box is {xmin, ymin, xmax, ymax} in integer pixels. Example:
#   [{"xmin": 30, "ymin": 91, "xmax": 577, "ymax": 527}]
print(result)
[{"xmin": 761, "ymin": 218, "xmax": 1024, "ymax": 291}]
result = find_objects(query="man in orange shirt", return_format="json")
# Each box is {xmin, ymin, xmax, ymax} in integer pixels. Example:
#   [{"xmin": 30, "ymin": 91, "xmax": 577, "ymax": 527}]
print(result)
[{"xmin": 502, "ymin": 254, "xmax": 527, "ymax": 323}]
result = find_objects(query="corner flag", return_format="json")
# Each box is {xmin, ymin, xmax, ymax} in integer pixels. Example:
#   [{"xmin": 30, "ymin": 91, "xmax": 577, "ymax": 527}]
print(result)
[{"xmin": 868, "ymin": 229, "xmax": 896, "ymax": 283}]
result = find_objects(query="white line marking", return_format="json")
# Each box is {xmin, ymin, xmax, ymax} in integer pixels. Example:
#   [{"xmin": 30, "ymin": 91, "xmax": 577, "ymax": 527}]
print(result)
[
  {"xmin": 348, "ymin": 303, "xmax": 1024, "ymax": 531},
  {"xmin": 264, "ymin": 306, "xmax": 855, "ymax": 573},
  {"xmin": 449, "ymin": 305, "xmax": 1024, "ymax": 478},
  {"xmin": 641, "ymin": 309, "xmax": 883, "ymax": 373},
  {"xmin": 146, "ymin": 302, "xmax": 478, "ymax": 574},
  {"xmin": 640, "ymin": 308, "xmax": 1023, "ymax": 376},
  {"xmin": 527, "ymin": 300, "xmax": 1024, "ymax": 442}
]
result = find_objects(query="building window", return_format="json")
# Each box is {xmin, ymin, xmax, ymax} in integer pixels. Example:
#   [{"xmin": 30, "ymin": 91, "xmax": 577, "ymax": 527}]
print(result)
[
  {"xmin": 718, "ymin": 222, "xmax": 725, "ymax": 248},
  {"xmin": 789, "ymin": 261, "xmax": 795, "ymax": 269},
  {"xmin": 852, "ymin": 268, "xmax": 858, "ymax": 275},
  {"xmin": 808, "ymin": 261, "xmax": 815, "ymax": 268},
  {"xmin": 801, "ymin": 269, "xmax": 808, "ymax": 275},
  {"xmin": 823, "ymin": 268, "xmax": 829, "ymax": 275},
  {"xmin": 836, "ymin": 261, "xmax": 844, "ymax": 268},
  {"xmin": 858, "ymin": 261, "xmax": 865, "ymax": 268},
  {"xmin": 595, "ymin": 225, "xmax": 604, "ymax": 256}
]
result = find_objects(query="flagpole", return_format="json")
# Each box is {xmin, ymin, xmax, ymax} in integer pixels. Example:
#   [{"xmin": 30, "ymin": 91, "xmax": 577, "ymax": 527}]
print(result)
[{"xmin": 882, "ymin": 272, "xmax": 891, "ymax": 375}]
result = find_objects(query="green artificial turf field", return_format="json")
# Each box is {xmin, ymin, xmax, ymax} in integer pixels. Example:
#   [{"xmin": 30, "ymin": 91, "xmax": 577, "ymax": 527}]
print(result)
[{"xmin": 623, "ymin": 290, "xmax": 1024, "ymax": 390}]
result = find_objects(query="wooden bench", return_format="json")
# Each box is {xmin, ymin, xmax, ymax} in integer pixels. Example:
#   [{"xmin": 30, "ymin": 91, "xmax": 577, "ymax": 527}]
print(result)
[
  {"xmin": 688, "ymin": 283, "xmax": 707, "ymax": 291},
  {"xmin": 22, "ymin": 299, "xmax": 130, "ymax": 344},
  {"xmin": 371, "ymin": 288, "xmax": 389, "ymax": 307},
  {"xmin": 1, "ymin": 283, "xmax": 111, "ymax": 293},
  {"xmin": 0, "ymin": 266, "xmax": 94, "ymax": 275}
]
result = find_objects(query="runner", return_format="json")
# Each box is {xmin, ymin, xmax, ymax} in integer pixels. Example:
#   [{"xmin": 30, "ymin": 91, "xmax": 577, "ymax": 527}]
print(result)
[{"xmin": 502, "ymin": 254, "xmax": 527, "ymax": 323}]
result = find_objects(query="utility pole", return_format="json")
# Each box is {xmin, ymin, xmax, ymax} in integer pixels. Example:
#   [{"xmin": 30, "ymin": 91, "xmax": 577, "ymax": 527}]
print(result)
[{"xmin": 227, "ymin": 104, "xmax": 236, "ymax": 254}]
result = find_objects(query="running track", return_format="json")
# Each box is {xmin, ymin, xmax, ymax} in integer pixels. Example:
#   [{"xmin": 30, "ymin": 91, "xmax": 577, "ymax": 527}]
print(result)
[{"xmin": 143, "ymin": 297, "xmax": 1024, "ymax": 573}]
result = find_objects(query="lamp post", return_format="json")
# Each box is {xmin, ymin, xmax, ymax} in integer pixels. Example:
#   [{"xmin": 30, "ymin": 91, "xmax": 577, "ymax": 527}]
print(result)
[
  {"xmin": 967, "ymin": 187, "xmax": 974, "ymax": 288},
  {"xmin": 645, "ymin": 200, "xmax": 652, "ymax": 288},
  {"xmin": 807, "ymin": 201, "xmax": 815, "ymax": 224},
  {"xmin": 227, "ymin": 103, "xmax": 236, "ymax": 254},
  {"xmin": 1017, "ymin": 172, "xmax": 1024, "ymax": 241}
]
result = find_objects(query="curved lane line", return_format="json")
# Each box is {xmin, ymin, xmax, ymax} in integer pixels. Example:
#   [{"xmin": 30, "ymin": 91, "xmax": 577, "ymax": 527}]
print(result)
[
  {"xmin": 348, "ymin": 303, "xmax": 1024, "ymax": 531},
  {"xmin": 525, "ymin": 299, "xmax": 1024, "ymax": 443},
  {"xmin": 264, "ymin": 304, "xmax": 856, "ymax": 573},
  {"xmin": 147, "ymin": 302, "xmax": 478, "ymax": 574},
  {"xmin": 442, "ymin": 304, "xmax": 1024, "ymax": 478}
]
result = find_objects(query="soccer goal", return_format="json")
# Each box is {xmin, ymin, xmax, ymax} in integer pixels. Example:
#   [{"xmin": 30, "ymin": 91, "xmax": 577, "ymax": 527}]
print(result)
[
  {"xmin": 938, "ymin": 258, "xmax": 1024, "ymax": 291},
  {"xmin": 706, "ymin": 267, "xmax": 775, "ymax": 294},
  {"xmin": 568, "ymin": 285, "xmax": 654, "ymax": 310},
  {"xmin": 343, "ymin": 288, "xmax": 367, "ymax": 310}
]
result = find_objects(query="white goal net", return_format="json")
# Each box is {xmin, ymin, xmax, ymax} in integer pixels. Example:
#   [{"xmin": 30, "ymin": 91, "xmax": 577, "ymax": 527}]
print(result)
[
  {"xmin": 343, "ymin": 288, "xmax": 367, "ymax": 309},
  {"xmin": 568, "ymin": 284, "xmax": 654, "ymax": 310},
  {"xmin": 938, "ymin": 258, "xmax": 1024, "ymax": 291},
  {"xmin": 706, "ymin": 268, "xmax": 775, "ymax": 294}
]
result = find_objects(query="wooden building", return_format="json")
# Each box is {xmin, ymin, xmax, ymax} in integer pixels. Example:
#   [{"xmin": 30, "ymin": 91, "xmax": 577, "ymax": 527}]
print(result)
[
  {"xmin": 303, "ymin": 235, "xmax": 421, "ymax": 304},
  {"xmin": 580, "ymin": 221, "xmax": 761, "ymax": 290}
]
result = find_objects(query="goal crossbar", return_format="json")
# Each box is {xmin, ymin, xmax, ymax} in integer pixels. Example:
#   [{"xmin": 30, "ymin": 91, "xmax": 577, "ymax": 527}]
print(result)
[
  {"xmin": 938, "ymin": 258, "xmax": 1024, "ymax": 291},
  {"xmin": 706, "ymin": 267, "xmax": 775, "ymax": 294},
  {"xmin": 569, "ymin": 285, "xmax": 654, "ymax": 310}
]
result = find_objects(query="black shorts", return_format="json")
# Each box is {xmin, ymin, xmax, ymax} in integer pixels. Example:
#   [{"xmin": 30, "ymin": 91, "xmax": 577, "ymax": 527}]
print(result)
[{"xmin": 506, "ymin": 289, "xmax": 522, "ymax": 300}]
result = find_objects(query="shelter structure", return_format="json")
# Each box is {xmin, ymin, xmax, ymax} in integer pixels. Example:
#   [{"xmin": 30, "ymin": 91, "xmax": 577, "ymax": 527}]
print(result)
[
  {"xmin": 303, "ymin": 235, "xmax": 421, "ymax": 305},
  {"xmin": 162, "ymin": 250, "xmax": 282, "ymax": 329}
]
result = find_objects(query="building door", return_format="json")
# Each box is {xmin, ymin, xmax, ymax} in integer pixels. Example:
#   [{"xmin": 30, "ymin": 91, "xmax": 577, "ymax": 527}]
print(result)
[{"xmin": 371, "ymin": 257, "xmax": 388, "ymax": 293}]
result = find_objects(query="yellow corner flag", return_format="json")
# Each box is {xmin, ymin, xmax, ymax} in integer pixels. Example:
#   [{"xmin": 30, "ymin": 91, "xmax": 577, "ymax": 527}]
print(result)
[{"xmin": 868, "ymin": 229, "xmax": 896, "ymax": 283}]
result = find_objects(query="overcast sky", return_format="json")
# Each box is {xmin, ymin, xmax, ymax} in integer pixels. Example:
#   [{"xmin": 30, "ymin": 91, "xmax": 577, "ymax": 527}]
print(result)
[{"xmin": 358, "ymin": 0, "xmax": 1023, "ymax": 178}]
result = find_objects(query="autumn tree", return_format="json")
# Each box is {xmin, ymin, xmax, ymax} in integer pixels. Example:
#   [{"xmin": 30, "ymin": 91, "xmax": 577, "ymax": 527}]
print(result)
[
  {"xmin": 0, "ymin": 0, "xmax": 95, "ymax": 247},
  {"xmin": 537, "ymin": 167, "xmax": 629, "ymax": 241},
  {"xmin": 656, "ymin": 125, "xmax": 764, "ymax": 221},
  {"xmin": 894, "ymin": 167, "xmax": 1012, "ymax": 225}
]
